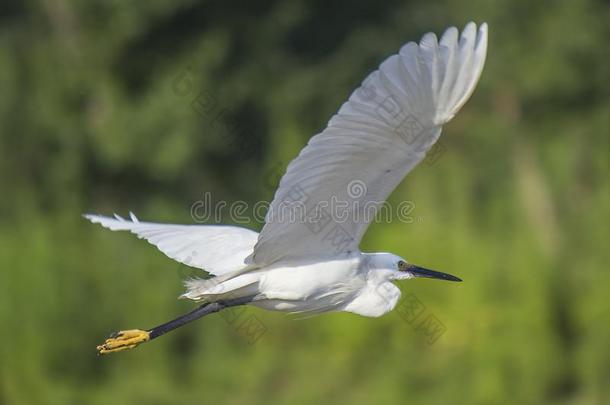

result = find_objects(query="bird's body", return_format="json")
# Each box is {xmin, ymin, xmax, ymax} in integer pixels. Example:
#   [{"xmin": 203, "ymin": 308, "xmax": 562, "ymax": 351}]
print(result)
[
  {"xmin": 184, "ymin": 253, "xmax": 402, "ymax": 318},
  {"xmin": 89, "ymin": 22, "xmax": 488, "ymax": 354},
  {"xmin": 236, "ymin": 256, "xmax": 366, "ymax": 315}
]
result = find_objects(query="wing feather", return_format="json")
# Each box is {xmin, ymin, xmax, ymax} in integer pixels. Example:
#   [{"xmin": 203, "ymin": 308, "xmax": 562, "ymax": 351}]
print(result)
[
  {"xmin": 247, "ymin": 23, "xmax": 487, "ymax": 266},
  {"xmin": 84, "ymin": 214, "xmax": 258, "ymax": 275}
]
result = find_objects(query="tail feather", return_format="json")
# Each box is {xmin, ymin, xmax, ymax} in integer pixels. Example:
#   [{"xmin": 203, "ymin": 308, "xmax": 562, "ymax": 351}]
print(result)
[{"xmin": 180, "ymin": 272, "xmax": 261, "ymax": 302}]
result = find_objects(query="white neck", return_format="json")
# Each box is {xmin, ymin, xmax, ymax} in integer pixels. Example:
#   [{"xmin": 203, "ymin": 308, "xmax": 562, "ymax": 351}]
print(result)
[{"xmin": 341, "ymin": 253, "xmax": 403, "ymax": 317}]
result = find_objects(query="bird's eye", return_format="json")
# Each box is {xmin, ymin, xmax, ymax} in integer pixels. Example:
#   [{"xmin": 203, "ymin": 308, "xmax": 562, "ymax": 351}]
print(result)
[{"xmin": 398, "ymin": 260, "xmax": 408, "ymax": 271}]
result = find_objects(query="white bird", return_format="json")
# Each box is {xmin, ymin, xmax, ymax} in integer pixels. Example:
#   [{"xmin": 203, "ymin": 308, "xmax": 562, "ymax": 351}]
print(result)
[{"xmin": 88, "ymin": 22, "xmax": 488, "ymax": 354}]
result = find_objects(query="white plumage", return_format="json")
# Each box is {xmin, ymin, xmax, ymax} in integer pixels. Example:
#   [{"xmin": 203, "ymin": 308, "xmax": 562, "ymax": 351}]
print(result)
[
  {"xmin": 85, "ymin": 213, "xmax": 258, "ymax": 275},
  {"xmin": 87, "ymin": 23, "xmax": 487, "ymax": 320}
]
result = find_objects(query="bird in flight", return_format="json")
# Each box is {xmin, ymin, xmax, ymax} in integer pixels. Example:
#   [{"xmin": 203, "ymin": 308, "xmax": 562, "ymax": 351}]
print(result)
[{"xmin": 88, "ymin": 22, "xmax": 488, "ymax": 354}]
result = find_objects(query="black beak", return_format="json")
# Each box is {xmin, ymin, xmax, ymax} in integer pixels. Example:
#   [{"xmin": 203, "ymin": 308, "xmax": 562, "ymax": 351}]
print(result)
[{"xmin": 407, "ymin": 265, "xmax": 462, "ymax": 282}]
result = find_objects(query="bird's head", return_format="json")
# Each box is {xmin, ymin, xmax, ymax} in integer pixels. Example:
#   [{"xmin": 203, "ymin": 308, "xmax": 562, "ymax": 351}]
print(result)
[{"xmin": 366, "ymin": 253, "xmax": 462, "ymax": 282}]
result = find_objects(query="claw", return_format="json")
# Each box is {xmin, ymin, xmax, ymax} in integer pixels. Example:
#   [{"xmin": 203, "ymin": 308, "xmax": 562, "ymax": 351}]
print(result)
[{"xmin": 96, "ymin": 329, "xmax": 150, "ymax": 355}]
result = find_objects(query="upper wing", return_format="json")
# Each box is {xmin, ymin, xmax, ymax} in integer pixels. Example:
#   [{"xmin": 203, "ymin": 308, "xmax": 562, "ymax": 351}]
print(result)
[
  {"xmin": 85, "ymin": 213, "xmax": 258, "ymax": 275},
  {"xmin": 247, "ymin": 22, "xmax": 487, "ymax": 266}
]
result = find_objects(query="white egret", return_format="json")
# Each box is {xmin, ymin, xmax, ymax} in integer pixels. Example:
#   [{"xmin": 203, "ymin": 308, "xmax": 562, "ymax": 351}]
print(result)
[{"xmin": 88, "ymin": 22, "xmax": 487, "ymax": 354}]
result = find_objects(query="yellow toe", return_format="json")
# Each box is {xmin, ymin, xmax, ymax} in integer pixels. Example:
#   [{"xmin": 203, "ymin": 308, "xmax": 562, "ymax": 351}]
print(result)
[{"xmin": 97, "ymin": 329, "xmax": 150, "ymax": 355}]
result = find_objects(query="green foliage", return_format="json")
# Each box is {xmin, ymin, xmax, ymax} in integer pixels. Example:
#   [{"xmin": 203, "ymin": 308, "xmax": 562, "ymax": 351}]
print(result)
[{"xmin": 1, "ymin": 0, "xmax": 609, "ymax": 403}]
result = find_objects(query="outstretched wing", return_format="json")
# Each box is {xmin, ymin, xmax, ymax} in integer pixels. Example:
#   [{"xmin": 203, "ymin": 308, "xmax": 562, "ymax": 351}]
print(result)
[
  {"xmin": 85, "ymin": 213, "xmax": 258, "ymax": 275},
  {"xmin": 247, "ymin": 22, "xmax": 487, "ymax": 266}
]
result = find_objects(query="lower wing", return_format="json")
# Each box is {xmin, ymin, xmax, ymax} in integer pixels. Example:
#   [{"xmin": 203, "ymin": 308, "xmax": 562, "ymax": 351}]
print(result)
[{"xmin": 84, "ymin": 213, "xmax": 258, "ymax": 276}]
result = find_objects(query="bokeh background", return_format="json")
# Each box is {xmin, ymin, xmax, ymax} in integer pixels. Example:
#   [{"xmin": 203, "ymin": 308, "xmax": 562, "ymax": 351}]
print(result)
[{"xmin": 1, "ymin": 0, "xmax": 609, "ymax": 404}]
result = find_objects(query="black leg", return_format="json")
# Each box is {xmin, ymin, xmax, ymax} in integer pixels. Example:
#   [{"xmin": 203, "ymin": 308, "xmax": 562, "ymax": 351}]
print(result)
[
  {"xmin": 148, "ymin": 295, "xmax": 255, "ymax": 340},
  {"xmin": 96, "ymin": 295, "xmax": 256, "ymax": 355}
]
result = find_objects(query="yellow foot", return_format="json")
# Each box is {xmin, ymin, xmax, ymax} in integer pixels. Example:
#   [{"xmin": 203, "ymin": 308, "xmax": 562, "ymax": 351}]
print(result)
[{"xmin": 96, "ymin": 329, "xmax": 150, "ymax": 355}]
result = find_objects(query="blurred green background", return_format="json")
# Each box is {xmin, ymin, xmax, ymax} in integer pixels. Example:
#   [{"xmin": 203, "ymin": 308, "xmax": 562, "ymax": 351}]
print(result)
[{"xmin": 1, "ymin": 0, "xmax": 609, "ymax": 404}]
